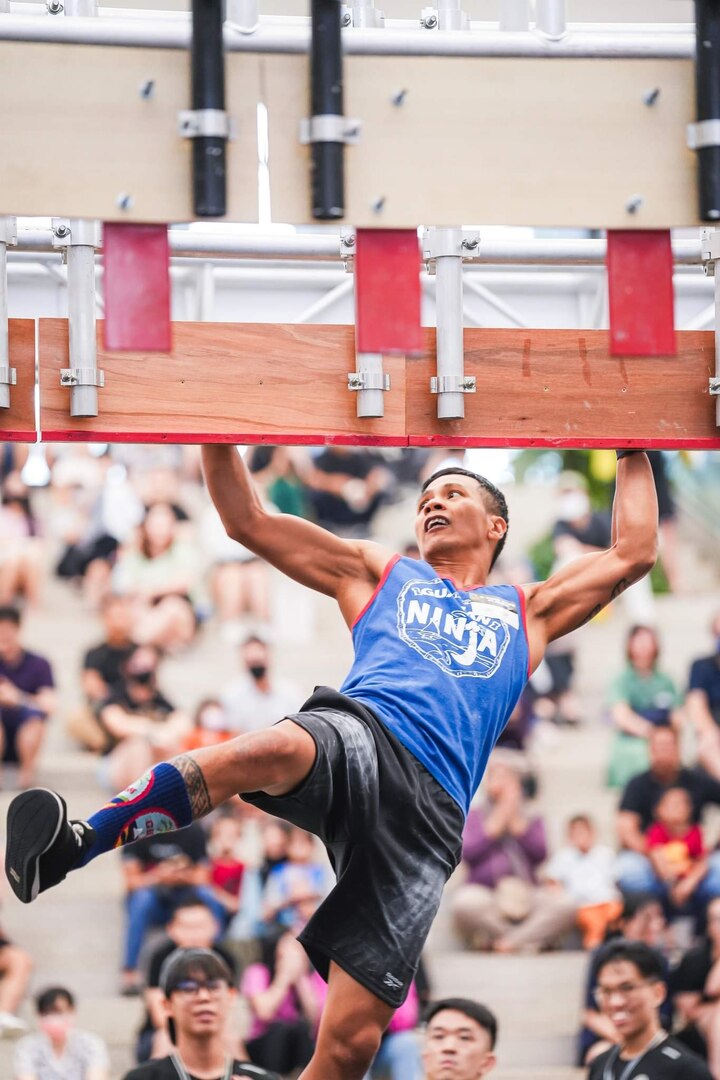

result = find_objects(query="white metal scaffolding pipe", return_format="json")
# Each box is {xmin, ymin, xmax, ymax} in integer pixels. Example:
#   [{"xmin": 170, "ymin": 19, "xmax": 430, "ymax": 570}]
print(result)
[
  {"xmin": 434, "ymin": 228, "xmax": 466, "ymax": 420},
  {"xmin": 0, "ymin": 16, "xmax": 696, "ymax": 58},
  {"xmin": 67, "ymin": 243, "xmax": 99, "ymax": 416},
  {"xmin": 11, "ymin": 230, "xmax": 705, "ymax": 267},
  {"xmin": 437, "ymin": 0, "xmax": 467, "ymax": 33},
  {"xmin": 535, "ymin": 0, "xmax": 566, "ymax": 40}
]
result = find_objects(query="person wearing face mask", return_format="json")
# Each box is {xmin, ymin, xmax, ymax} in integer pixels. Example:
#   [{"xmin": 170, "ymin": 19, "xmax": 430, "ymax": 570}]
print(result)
[
  {"xmin": 422, "ymin": 998, "xmax": 497, "ymax": 1080},
  {"xmin": 96, "ymin": 645, "xmax": 190, "ymax": 791},
  {"xmin": 686, "ymin": 613, "xmax": 720, "ymax": 780},
  {"xmin": 13, "ymin": 986, "xmax": 109, "ymax": 1080},
  {"xmin": 219, "ymin": 637, "xmax": 301, "ymax": 735}
]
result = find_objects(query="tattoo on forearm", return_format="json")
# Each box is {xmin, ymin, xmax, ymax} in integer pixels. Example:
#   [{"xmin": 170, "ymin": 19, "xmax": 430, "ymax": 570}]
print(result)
[
  {"xmin": 580, "ymin": 604, "xmax": 603, "ymax": 627},
  {"xmin": 174, "ymin": 754, "xmax": 213, "ymax": 819},
  {"xmin": 611, "ymin": 578, "xmax": 629, "ymax": 601}
]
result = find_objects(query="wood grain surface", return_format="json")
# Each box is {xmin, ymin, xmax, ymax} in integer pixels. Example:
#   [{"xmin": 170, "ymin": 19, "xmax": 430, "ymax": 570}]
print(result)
[{"xmin": 2, "ymin": 321, "xmax": 37, "ymax": 441}]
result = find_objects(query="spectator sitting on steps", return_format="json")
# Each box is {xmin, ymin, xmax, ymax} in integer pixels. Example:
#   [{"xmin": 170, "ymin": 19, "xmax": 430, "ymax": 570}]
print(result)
[
  {"xmin": 0, "ymin": 606, "xmax": 56, "ymax": 790},
  {"xmin": 422, "ymin": 998, "xmax": 497, "ymax": 1080}
]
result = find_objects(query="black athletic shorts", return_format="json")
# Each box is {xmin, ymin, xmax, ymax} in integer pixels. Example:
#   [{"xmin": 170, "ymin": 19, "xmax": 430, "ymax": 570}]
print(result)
[{"xmin": 242, "ymin": 686, "xmax": 464, "ymax": 1008}]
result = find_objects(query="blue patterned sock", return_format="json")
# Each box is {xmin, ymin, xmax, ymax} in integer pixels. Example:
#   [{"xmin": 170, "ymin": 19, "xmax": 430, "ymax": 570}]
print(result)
[{"xmin": 78, "ymin": 762, "xmax": 194, "ymax": 866}]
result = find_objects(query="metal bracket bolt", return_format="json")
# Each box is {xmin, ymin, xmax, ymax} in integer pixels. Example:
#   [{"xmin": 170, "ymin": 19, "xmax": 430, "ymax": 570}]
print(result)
[
  {"xmin": 371, "ymin": 197, "xmax": 386, "ymax": 214},
  {"xmin": 430, "ymin": 375, "xmax": 477, "ymax": 394},
  {"xmin": 51, "ymin": 219, "xmax": 100, "ymax": 248},
  {"xmin": 116, "ymin": 194, "xmax": 134, "ymax": 212},
  {"xmin": 139, "ymin": 79, "xmax": 155, "ymax": 100},
  {"xmin": 299, "ymin": 115, "xmax": 362, "ymax": 146},
  {"xmin": 178, "ymin": 109, "xmax": 234, "ymax": 140},
  {"xmin": 424, "ymin": 229, "xmax": 480, "ymax": 267},
  {"xmin": 625, "ymin": 194, "xmax": 645, "ymax": 215},
  {"xmin": 642, "ymin": 88, "xmax": 661, "ymax": 107},
  {"xmin": 47, "ymin": 0, "xmax": 63, "ymax": 12},
  {"xmin": 341, "ymin": 9, "xmax": 352, "ymax": 25},
  {"xmin": 60, "ymin": 368, "xmax": 105, "ymax": 389},
  {"xmin": 391, "ymin": 89, "xmax": 408, "ymax": 107},
  {"xmin": 421, "ymin": 8, "xmax": 438, "ymax": 28},
  {"xmin": 710, "ymin": 377, "xmax": 720, "ymax": 396},
  {"xmin": 348, "ymin": 372, "xmax": 391, "ymax": 392}
]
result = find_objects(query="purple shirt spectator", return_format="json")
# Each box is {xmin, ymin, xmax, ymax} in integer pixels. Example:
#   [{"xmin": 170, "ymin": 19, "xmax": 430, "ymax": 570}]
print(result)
[{"xmin": 460, "ymin": 806, "xmax": 548, "ymax": 887}]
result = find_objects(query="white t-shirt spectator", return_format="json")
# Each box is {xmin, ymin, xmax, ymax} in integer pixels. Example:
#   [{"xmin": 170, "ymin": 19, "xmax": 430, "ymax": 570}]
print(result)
[
  {"xmin": 544, "ymin": 844, "xmax": 619, "ymax": 906},
  {"xmin": 14, "ymin": 1029, "xmax": 110, "ymax": 1080},
  {"xmin": 220, "ymin": 673, "xmax": 301, "ymax": 733}
]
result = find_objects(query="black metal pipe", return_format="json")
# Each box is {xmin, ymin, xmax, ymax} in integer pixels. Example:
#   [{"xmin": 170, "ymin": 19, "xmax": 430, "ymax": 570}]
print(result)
[
  {"xmin": 191, "ymin": 0, "xmax": 226, "ymax": 217},
  {"xmin": 695, "ymin": 0, "xmax": 720, "ymax": 220},
  {"xmin": 310, "ymin": 0, "xmax": 344, "ymax": 220}
]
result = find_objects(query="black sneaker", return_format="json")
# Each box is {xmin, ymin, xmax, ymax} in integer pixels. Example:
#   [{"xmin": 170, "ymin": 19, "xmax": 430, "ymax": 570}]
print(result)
[{"xmin": 5, "ymin": 789, "xmax": 96, "ymax": 904}]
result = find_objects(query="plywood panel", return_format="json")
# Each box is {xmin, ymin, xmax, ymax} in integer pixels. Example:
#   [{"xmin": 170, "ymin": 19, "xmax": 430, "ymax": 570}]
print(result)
[
  {"xmin": 0, "ymin": 43, "xmax": 259, "ymax": 222},
  {"xmin": 406, "ymin": 329, "xmax": 720, "ymax": 448},
  {"xmin": 38, "ymin": 320, "xmax": 407, "ymax": 444},
  {"xmin": 1, "ymin": 321, "xmax": 36, "ymax": 442},
  {"xmin": 267, "ymin": 55, "xmax": 699, "ymax": 229}
]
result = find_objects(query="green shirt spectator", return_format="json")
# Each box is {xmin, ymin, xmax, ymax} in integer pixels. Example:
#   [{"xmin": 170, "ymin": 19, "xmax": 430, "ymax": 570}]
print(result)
[{"xmin": 607, "ymin": 626, "xmax": 682, "ymax": 790}]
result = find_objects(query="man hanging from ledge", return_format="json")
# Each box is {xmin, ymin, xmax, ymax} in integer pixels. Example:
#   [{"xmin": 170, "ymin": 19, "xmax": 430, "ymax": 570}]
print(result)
[{"xmin": 5, "ymin": 447, "xmax": 658, "ymax": 1080}]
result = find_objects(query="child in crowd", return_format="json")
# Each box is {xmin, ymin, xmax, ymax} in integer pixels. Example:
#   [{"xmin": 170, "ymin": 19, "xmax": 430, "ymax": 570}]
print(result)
[
  {"xmin": 544, "ymin": 814, "xmax": 622, "ymax": 949},
  {"xmin": 208, "ymin": 813, "xmax": 246, "ymax": 924},
  {"xmin": 262, "ymin": 827, "xmax": 329, "ymax": 933},
  {"xmin": 646, "ymin": 787, "xmax": 708, "ymax": 909}
]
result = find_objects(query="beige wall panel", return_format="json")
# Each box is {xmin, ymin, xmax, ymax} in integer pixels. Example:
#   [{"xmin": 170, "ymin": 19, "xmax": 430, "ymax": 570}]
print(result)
[
  {"xmin": 267, "ymin": 55, "xmax": 700, "ymax": 228},
  {"xmin": 39, "ymin": 320, "xmax": 407, "ymax": 442},
  {"xmin": 1, "ymin": 321, "xmax": 37, "ymax": 442},
  {"xmin": 0, "ymin": 43, "xmax": 259, "ymax": 222},
  {"xmin": 407, "ymin": 329, "xmax": 720, "ymax": 447}
]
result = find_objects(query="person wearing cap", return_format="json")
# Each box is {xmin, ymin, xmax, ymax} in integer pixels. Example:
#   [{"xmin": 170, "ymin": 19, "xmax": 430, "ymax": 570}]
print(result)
[{"xmin": 121, "ymin": 948, "xmax": 280, "ymax": 1080}]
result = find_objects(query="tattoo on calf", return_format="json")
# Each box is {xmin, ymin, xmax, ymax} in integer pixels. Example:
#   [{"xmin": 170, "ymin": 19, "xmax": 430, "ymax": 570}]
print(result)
[
  {"xmin": 174, "ymin": 754, "xmax": 213, "ymax": 819},
  {"xmin": 580, "ymin": 604, "xmax": 603, "ymax": 627}
]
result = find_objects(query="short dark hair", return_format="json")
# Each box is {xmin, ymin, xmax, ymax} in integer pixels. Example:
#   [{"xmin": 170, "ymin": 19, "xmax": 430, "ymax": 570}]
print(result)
[
  {"xmin": 621, "ymin": 892, "xmax": 662, "ymax": 923},
  {"xmin": 0, "ymin": 605, "xmax": 21, "ymax": 626},
  {"xmin": 160, "ymin": 947, "xmax": 234, "ymax": 996},
  {"xmin": 569, "ymin": 813, "xmax": 593, "ymax": 829},
  {"xmin": 36, "ymin": 986, "xmax": 74, "ymax": 1015},
  {"xmin": 424, "ymin": 997, "xmax": 498, "ymax": 1049},
  {"xmin": 420, "ymin": 468, "xmax": 509, "ymax": 569},
  {"xmin": 169, "ymin": 897, "xmax": 215, "ymax": 919},
  {"xmin": 594, "ymin": 940, "xmax": 665, "ymax": 984}
]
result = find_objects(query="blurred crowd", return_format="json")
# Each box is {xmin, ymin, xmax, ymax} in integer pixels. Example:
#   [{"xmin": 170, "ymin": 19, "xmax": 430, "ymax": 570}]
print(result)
[{"xmin": 0, "ymin": 441, "xmax": 718, "ymax": 1079}]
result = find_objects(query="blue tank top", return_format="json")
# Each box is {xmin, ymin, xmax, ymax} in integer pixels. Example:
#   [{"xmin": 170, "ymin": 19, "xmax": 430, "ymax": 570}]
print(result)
[{"xmin": 340, "ymin": 556, "xmax": 530, "ymax": 816}]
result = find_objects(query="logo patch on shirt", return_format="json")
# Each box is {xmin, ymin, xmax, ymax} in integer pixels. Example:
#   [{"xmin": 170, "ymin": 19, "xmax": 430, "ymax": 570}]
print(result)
[{"xmin": 396, "ymin": 579, "xmax": 516, "ymax": 679}]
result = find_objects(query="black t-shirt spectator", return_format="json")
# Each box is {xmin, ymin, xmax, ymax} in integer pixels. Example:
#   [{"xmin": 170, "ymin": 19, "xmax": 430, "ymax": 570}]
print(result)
[
  {"xmin": 97, "ymin": 683, "xmax": 175, "ymax": 752},
  {"xmin": 588, "ymin": 1036, "xmax": 712, "ymax": 1079},
  {"xmin": 122, "ymin": 822, "xmax": 207, "ymax": 870},
  {"xmin": 552, "ymin": 512, "xmax": 611, "ymax": 550},
  {"xmin": 672, "ymin": 939, "xmax": 715, "ymax": 998},
  {"xmin": 138, "ymin": 940, "xmax": 238, "ymax": 1039},
  {"xmin": 83, "ymin": 642, "xmax": 135, "ymax": 692},
  {"xmin": 619, "ymin": 767, "xmax": 720, "ymax": 832},
  {"xmin": 124, "ymin": 1057, "xmax": 280, "ymax": 1080},
  {"xmin": 689, "ymin": 654, "xmax": 720, "ymax": 726}
]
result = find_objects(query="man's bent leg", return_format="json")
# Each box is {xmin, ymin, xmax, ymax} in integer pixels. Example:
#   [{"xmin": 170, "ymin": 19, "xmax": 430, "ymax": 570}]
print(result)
[
  {"xmin": 298, "ymin": 962, "xmax": 395, "ymax": 1080},
  {"xmin": 5, "ymin": 719, "xmax": 316, "ymax": 903}
]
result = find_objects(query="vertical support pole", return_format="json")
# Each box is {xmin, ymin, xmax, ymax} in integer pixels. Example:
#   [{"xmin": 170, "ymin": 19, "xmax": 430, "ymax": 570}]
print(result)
[
  {"xmin": 535, "ymin": 0, "xmax": 566, "ymax": 38},
  {"xmin": 499, "ymin": 0, "xmax": 530, "ymax": 31},
  {"xmin": 350, "ymin": 0, "xmax": 384, "ymax": 26},
  {"xmin": 63, "ymin": 0, "xmax": 97, "ymax": 14},
  {"xmin": 310, "ymin": 0, "xmax": 345, "ymax": 219},
  {"xmin": 435, "ymin": 229, "xmax": 465, "ymax": 419},
  {"xmin": 691, "ymin": 0, "xmax": 720, "ymax": 221},
  {"xmin": 0, "ymin": 1, "xmax": 11, "ymax": 13},
  {"xmin": 0, "ymin": 218, "xmax": 17, "ymax": 411},
  {"xmin": 191, "ymin": 0, "xmax": 227, "ymax": 217},
  {"xmin": 66, "ymin": 231, "xmax": 100, "ymax": 416},
  {"xmin": 437, "ymin": 0, "xmax": 468, "ymax": 31},
  {"xmin": 225, "ymin": 0, "xmax": 258, "ymax": 32}
]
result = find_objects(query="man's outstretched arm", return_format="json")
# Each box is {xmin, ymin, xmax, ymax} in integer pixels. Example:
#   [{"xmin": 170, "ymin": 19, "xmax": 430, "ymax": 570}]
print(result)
[
  {"xmin": 524, "ymin": 452, "xmax": 658, "ymax": 656},
  {"xmin": 202, "ymin": 445, "xmax": 391, "ymax": 605}
]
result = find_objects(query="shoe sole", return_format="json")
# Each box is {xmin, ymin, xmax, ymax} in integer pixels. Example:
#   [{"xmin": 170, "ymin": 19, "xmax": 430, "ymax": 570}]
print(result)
[{"xmin": 5, "ymin": 789, "xmax": 66, "ymax": 904}]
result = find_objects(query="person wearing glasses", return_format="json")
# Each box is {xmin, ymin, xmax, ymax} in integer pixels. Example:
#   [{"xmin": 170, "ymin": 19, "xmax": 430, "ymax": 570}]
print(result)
[
  {"xmin": 588, "ymin": 940, "xmax": 712, "ymax": 1080},
  {"xmin": 121, "ymin": 948, "xmax": 279, "ymax": 1080}
]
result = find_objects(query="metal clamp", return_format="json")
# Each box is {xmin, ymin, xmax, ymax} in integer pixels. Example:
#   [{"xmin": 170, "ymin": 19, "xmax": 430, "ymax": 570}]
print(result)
[
  {"xmin": 423, "ymin": 229, "xmax": 480, "ymax": 269},
  {"xmin": 430, "ymin": 375, "xmax": 476, "ymax": 394},
  {"xmin": 0, "ymin": 366, "xmax": 17, "ymax": 388},
  {"xmin": 687, "ymin": 120, "xmax": 720, "ymax": 151},
  {"xmin": 0, "ymin": 218, "xmax": 17, "ymax": 247},
  {"xmin": 51, "ymin": 218, "xmax": 100, "ymax": 250},
  {"xmin": 710, "ymin": 377, "xmax": 720, "ymax": 396},
  {"xmin": 348, "ymin": 372, "xmax": 391, "ymax": 392},
  {"xmin": 178, "ymin": 109, "xmax": 234, "ymax": 139},
  {"xmin": 60, "ymin": 368, "xmax": 105, "ymax": 388},
  {"xmin": 299, "ymin": 115, "xmax": 362, "ymax": 146}
]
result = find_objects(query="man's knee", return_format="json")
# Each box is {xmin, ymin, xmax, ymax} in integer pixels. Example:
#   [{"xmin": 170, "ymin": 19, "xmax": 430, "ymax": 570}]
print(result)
[
  {"xmin": 241, "ymin": 722, "xmax": 315, "ymax": 793},
  {"xmin": 323, "ymin": 1018, "xmax": 384, "ymax": 1075}
]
